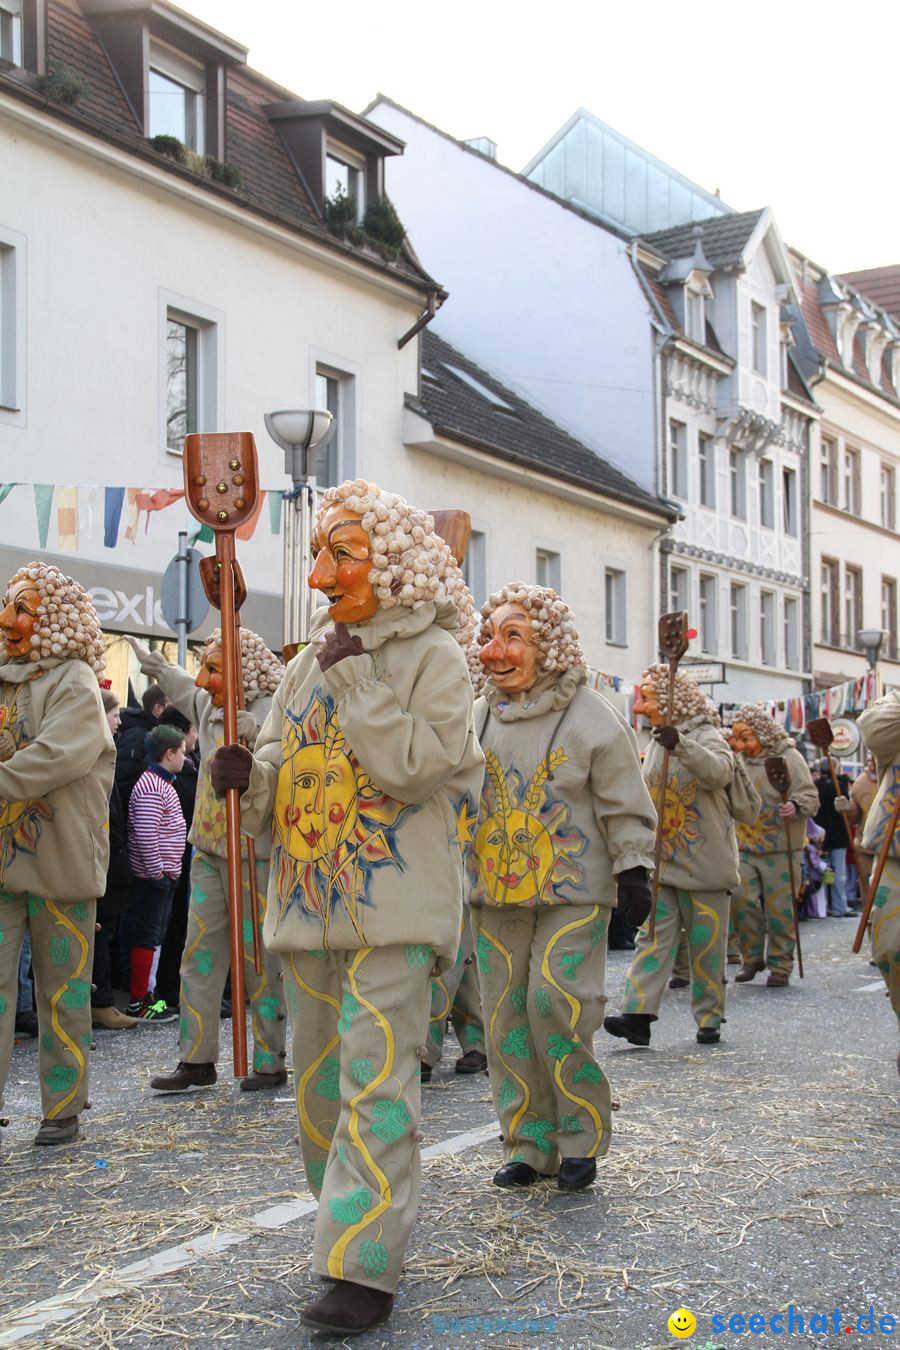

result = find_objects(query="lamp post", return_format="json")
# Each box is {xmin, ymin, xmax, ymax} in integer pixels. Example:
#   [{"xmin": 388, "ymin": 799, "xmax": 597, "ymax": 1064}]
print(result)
[
  {"xmin": 857, "ymin": 627, "xmax": 884, "ymax": 700},
  {"xmin": 264, "ymin": 408, "xmax": 334, "ymax": 654}
]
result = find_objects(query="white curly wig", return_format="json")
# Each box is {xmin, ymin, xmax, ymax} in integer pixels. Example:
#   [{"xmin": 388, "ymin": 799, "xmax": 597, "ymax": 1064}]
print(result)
[
  {"xmin": 642, "ymin": 663, "xmax": 720, "ymax": 726},
  {"xmin": 465, "ymin": 633, "xmax": 487, "ymax": 696},
  {"xmin": 205, "ymin": 627, "xmax": 283, "ymax": 698},
  {"xmin": 478, "ymin": 583, "xmax": 586, "ymax": 677},
  {"xmin": 317, "ymin": 480, "xmax": 476, "ymax": 646},
  {"xmin": 1, "ymin": 562, "xmax": 105, "ymax": 675},
  {"xmin": 733, "ymin": 702, "xmax": 793, "ymax": 751}
]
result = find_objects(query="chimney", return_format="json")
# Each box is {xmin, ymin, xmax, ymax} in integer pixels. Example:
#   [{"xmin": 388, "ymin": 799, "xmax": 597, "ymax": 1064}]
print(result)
[{"xmin": 463, "ymin": 136, "xmax": 497, "ymax": 161}]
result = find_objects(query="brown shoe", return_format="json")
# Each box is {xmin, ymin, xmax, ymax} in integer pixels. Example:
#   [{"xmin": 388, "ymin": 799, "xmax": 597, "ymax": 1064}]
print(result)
[
  {"xmin": 150, "ymin": 1061, "xmax": 217, "ymax": 1092},
  {"xmin": 34, "ymin": 1115, "xmax": 79, "ymax": 1146},
  {"xmin": 734, "ymin": 961, "xmax": 766, "ymax": 983},
  {"xmin": 300, "ymin": 1279, "xmax": 394, "ymax": 1334},
  {"xmin": 766, "ymin": 970, "xmax": 790, "ymax": 988},
  {"xmin": 454, "ymin": 1049, "xmax": 488, "ymax": 1074},
  {"xmin": 239, "ymin": 1069, "xmax": 288, "ymax": 1092},
  {"xmin": 92, "ymin": 1006, "xmax": 139, "ymax": 1030}
]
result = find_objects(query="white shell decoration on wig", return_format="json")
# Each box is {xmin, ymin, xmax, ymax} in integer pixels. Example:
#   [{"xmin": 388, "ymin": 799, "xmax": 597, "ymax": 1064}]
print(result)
[
  {"xmin": 317, "ymin": 480, "xmax": 476, "ymax": 647},
  {"xmin": 642, "ymin": 662, "xmax": 720, "ymax": 726},
  {"xmin": 478, "ymin": 583, "xmax": 586, "ymax": 676},
  {"xmin": 733, "ymin": 702, "xmax": 793, "ymax": 750},
  {"xmin": 1, "ymin": 562, "xmax": 106, "ymax": 675},
  {"xmin": 205, "ymin": 627, "xmax": 283, "ymax": 698}
]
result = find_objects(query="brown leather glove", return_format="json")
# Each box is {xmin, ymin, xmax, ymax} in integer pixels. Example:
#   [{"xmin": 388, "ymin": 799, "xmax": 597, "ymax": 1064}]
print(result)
[
  {"xmin": 616, "ymin": 866, "xmax": 652, "ymax": 929},
  {"xmin": 317, "ymin": 623, "xmax": 365, "ymax": 672},
  {"xmin": 651, "ymin": 724, "xmax": 679, "ymax": 751},
  {"xmin": 210, "ymin": 743, "xmax": 253, "ymax": 797}
]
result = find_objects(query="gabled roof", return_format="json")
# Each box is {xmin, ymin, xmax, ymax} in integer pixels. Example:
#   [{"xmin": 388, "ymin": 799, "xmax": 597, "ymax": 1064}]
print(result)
[
  {"xmin": 411, "ymin": 331, "xmax": 676, "ymax": 520},
  {"xmin": 839, "ymin": 265, "xmax": 900, "ymax": 321},
  {"xmin": 642, "ymin": 210, "xmax": 765, "ymax": 270},
  {"xmin": 793, "ymin": 261, "xmax": 899, "ymax": 407}
]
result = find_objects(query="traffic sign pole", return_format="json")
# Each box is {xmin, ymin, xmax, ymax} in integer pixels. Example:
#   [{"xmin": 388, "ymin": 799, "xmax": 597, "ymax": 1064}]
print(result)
[{"xmin": 176, "ymin": 530, "xmax": 189, "ymax": 666}]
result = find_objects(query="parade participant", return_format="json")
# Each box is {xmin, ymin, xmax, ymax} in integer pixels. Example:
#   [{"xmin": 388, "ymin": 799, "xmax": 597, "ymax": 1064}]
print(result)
[
  {"xmin": 469, "ymin": 584, "xmax": 655, "ymax": 1192},
  {"xmin": 0, "ymin": 562, "xmax": 113, "ymax": 1145},
  {"xmin": 91, "ymin": 689, "xmax": 138, "ymax": 1031},
  {"xmin": 211, "ymin": 480, "xmax": 484, "ymax": 1335},
  {"xmin": 605, "ymin": 665, "xmax": 757, "ymax": 1046},
  {"xmin": 127, "ymin": 630, "xmax": 288, "ymax": 1091},
  {"xmin": 857, "ymin": 691, "xmax": 900, "ymax": 1043},
  {"xmin": 729, "ymin": 704, "xmax": 818, "ymax": 986}
]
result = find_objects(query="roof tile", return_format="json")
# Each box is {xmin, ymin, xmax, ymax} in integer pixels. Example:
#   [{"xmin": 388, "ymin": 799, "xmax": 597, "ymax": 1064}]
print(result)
[{"xmin": 642, "ymin": 209, "xmax": 765, "ymax": 270}]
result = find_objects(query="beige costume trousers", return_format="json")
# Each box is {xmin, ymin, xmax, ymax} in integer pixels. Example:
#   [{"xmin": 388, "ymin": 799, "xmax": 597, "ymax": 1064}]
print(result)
[
  {"xmin": 473, "ymin": 903, "xmax": 611, "ymax": 1174},
  {"xmin": 734, "ymin": 851, "xmax": 798, "ymax": 975},
  {"xmin": 0, "ymin": 892, "xmax": 96, "ymax": 1118},
  {"xmin": 424, "ymin": 906, "xmax": 485, "ymax": 1069},
  {"xmin": 869, "ymin": 856, "xmax": 900, "ymax": 1020},
  {"xmin": 284, "ymin": 943, "xmax": 433, "ymax": 1293},
  {"xmin": 179, "ymin": 852, "xmax": 287, "ymax": 1074},
  {"xmin": 622, "ymin": 885, "xmax": 730, "ymax": 1029}
]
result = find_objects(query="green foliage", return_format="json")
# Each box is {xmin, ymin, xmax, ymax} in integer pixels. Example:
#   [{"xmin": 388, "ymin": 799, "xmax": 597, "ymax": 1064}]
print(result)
[
  {"xmin": 475, "ymin": 934, "xmax": 492, "ymax": 974},
  {"xmin": 61, "ymin": 978, "xmax": 90, "ymax": 1009},
  {"xmin": 533, "ymin": 988, "xmax": 553, "ymax": 1018},
  {"xmin": 205, "ymin": 155, "xmax": 242, "ymax": 188},
  {"xmin": 546, "ymin": 1032, "xmax": 578, "ymax": 1061},
  {"xmin": 37, "ymin": 60, "xmax": 91, "ymax": 107},
  {"xmin": 324, "ymin": 187, "xmax": 363, "ymax": 241},
  {"xmin": 194, "ymin": 948, "xmax": 214, "ymax": 976},
  {"xmin": 337, "ymin": 992, "xmax": 361, "ymax": 1034},
  {"xmin": 362, "ymin": 194, "xmax": 406, "ymax": 256},
  {"xmin": 150, "ymin": 134, "xmax": 187, "ymax": 164},
  {"xmin": 557, "ymin": 1113, "xmax": 583, "ymax": 1135},
  {"xmin": 328, "ymin": 1185, "xmax": 373, "ymax": 1225},
  {"xmin": 371, "ymin": 1098, "xmax": 411, "ymax": 1144},
  {"xmin": 519, "ymin": 1118, "xmax": 554, "ymax": 1154},
  {"xmin": 510, "ymin": 984, "xmax": 527, "ymax": 1015},
  {"xmin": 359, "ymin": 1239, "xmax": 389, "ymax": 1279},
  {"xmin": 500, "ymin": 1024, "xmax": 532, "ymax": 1060},
  {"xmin": 559, "ymin": 950, "xmax": 585, "ymax": 980},
  {"xmin": 44, "ymin": 1064, "xmax": 78, "ymax": 1094},
  {"xmin": 306, "ymin": 1159, "xmax": 326, "ymax": 1188},
  {"xmin": 314, "ymin": 1054, "xmax": 341, "ymax": 1101},
  {"xmin": 497, "ymin": 1077, "xmax": 516, "ymax": 1110},
  {"xmin": 256, "ymin": 995, "xmax": 281, "ymax": 1021},
  {"xmin": 50, "ymin": 937, "xmax": 71, "ymax": 968},
  {"xmin": 404, "ymin": 943, "xmax": 432, "ymax": 969},
  {"xmin": 573, "ymin": 1060, "xmax": 603, "ymax": 1084},
  {"xmin": 350, "ymin": 1057, "xmax": 375, "ymax": 1086}
]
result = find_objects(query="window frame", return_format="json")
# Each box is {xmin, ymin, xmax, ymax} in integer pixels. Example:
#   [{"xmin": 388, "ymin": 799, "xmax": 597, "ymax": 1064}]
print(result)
[
  {"xmin": 880, "ymin": 463, "xmax": 896, "ymax": 531},
  {"xmin": 148, "ymin": 39, "xmax": 206, "ymax": 152},
  {"xmin": 758, "ymin": 458, "xmax": 775, "ymax": 529},
  {"xmin": 783, "ymin": 596, "xmax": 799, "ymax": 670},
  {"xmin": 699, "ymin": 573, "xmax": 717, "ymax": 654},
  {"xmin": 844, "ymin": 564, "xmax": 862, "ymax": 649},
  {"xmin": 730, "ymin": 583, "xmax": 748, "ymax": 661},
  {"xmin": 882, "ymin": 576, "xmax": 898, "ymax": 659},
  {"xmin": 820, "ymin": 557, "xmax": 840, "ymax": 646},
  {"xmin": 819, "ymin": 435, "xmax": 837, "ymax": 504},
  {"xmin": 668, "ymin": 419, "xmax": 687, "ymax": 499},
  {"xmin": 843, "ymin": 446, "xmax": 861, "ymax": 516},
  {"xmin": 463, "ymin": 527, "xmax": 487, "ymax": 610},
  {"xmin": 325, "ymin": 140, "xmax": 367, "ymax": 222},
  {"xmin": 0, "ymin": 0, "xmax": 22, "ymax": 66},
  {"xmin": 729, "ymin": 448, "xmax": 747, "ymax": 519},
  {"xmin": 0, "ymin": 224, "xmax": 26, "ymax": 424},
  {"xmin": 669, "ymin": 564, "xmax": 689, "ymax": 616},
  {"xmin": 158, "ymin": 290, "xmax": 224, "ymax": 462},
  {"xmin": 782, "ymin": 465, "xmax": 798, "ymax": 536},
  {"xmin": 535, "ymin": 546, "xmax": 561, "ymax": 592},
  {"xmin": 760, "ymin": 589, "xmax": 776, "ymax": 666},
  {"xmin": 698, "ymin": 432, "xmax": 715, "ymax": 509},
  {"xmin": 751, "ymin": 300, "xmax": 767, "ymax": 375},
  {"xmin": 604, "ymin": 567, "xmax": 627, "ymax": 647}
]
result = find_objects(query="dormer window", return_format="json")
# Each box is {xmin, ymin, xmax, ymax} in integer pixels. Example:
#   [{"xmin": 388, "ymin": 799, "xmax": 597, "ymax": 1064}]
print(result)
[
  {"xmin": 148, "ymin": 41, "xmax": 205, "ymax": 151},
  {"xmin": 0, "ymin": 0, "xmax": 22, "ymax": 65},
  {"xmin": 685, "ymin": 287, "xmax": 705, "ymax": 344},
  {"xmin": 326, "ymin": 141, "xmax": 366, "ymax": 220}
]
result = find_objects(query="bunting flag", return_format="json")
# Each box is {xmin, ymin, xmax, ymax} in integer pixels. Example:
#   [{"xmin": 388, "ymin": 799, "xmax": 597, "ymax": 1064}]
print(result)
[
  {"xmin": 123, "ymin": 488, "xmax": 142, "ymax": 542},
  {"xmin": 268, "ymin": 491, "xmax": 283, "ymax": 535},
  {"xmin": 33, "ymin": 485, "xmax": 54, "ymax": 550},
  {"xmin": 77, "ymin": 485, "xmax": 101, "ymax": 545},
  {"xmin": 104, "ymin": 487, "xmax": 125, "ymax": 547},
  {"xmin": 56, "ymin": 487, "xmax": 79, "ymax": 552},
  {"xmin": 136, "ymin": 488, "xmax": 185, "ymax": 532},
  {"xmin": 0, "ymin": 483, "xmax": 18, "ymax": 506}
]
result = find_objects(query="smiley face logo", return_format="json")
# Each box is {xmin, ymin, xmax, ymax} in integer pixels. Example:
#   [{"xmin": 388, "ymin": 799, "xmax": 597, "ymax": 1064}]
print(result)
[{"xmin": 667, "ymin": 1307, "xmax": 697, "ymax": 1338}]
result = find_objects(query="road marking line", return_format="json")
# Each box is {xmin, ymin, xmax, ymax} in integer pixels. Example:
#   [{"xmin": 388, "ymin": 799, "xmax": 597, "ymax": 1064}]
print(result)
[
  {"xmin": 854, "ymin": 980, "xmax": 888, "ymax": 992},
  {"xmin": 0, "ymin": 1120, "xmax": 498, "ymax": 1345}
]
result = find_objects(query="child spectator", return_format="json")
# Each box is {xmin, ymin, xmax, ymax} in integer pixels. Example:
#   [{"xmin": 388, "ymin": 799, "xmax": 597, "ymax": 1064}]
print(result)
[{"xmin": 121, "ymin": 725, "xmax": 186, "ymax": 1020}]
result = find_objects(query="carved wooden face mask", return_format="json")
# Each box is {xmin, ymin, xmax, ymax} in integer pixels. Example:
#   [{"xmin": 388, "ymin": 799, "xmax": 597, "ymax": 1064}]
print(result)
[
  {"xmin": 634, "ymin": 677, "xmax": 664, "ymax": 726},
  {"xmin": 479, "ymin": 603, "xmax": 541, "ymax": 694},
  {"xmin": 730, "ymin": 720, "xmax": 763, "ymax": 758},
  {"xmin": 309, "ymin": 503, "xmax": 378, "ymax": 625},
  {"xmin": 0, "ymin": 579, "xmax": 41, "ymax": 660},
  {"xmin": 195, "ymin": 643, "xmax": 225, "ymax": 708}
]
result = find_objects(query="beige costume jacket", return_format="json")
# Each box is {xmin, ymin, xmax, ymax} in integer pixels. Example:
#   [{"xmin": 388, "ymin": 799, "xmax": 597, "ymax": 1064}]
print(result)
[
  {"xmin": 859, "ymin": 691, "xmax": 900, "ymax": 860},
  {"xmin": 735, "ymin": 744, "xmax": 818, "ymax": 856},
  {"xmin": 0, "ymin": 657, "xmax": 114, "ymax": 899}
]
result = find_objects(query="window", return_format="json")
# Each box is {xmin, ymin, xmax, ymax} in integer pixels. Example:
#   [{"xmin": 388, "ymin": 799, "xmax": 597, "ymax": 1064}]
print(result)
[
  {"xmin": 730, "ymin": 584, "xmax": 748, "ymax": 660},
  {"xmin": 758, "ymin": 459, "xmax": 774, "ymax": 529},
  {"xmin": 0, "ymin": 227, "xmax": 25, "ymax": 416},
  {"xmin": 819, "ymin": 436, "xmax": 838, "ymax": 504},
  {"xmin": 880, "ymin": 464, "xmax": 896, "ymax": 531},
  {"xmin": 463, "ymin": 530, "xmax": 486, "ymax": 609},
  {"xmin": 165, "ymin": 318, "xmax": 197, "ymax": 451},
  {"xmin": 751, "ymin": 301, "xmax": 767, "ymax": 374},
  {"xmin": 843, "ymin": 447, "xmax": 861, "ymax": 515},
  {"xmin": 0, "ymin": 0, "xmax": 22, "ymax": 64},
  {"xmin": 668, "ymin": 420, "xmax": 687, "ymax": 498},
  {"xmin": 148, "ymin": 43, "xmax": 205, "ymax": 151},
  {"xmin": 669, "ymin": 565, "xmax": 689, "ymax": 615},
  {"xmin": 160, "ymin": 298, "xmax": 221, "ymax": 457},
  {"xmin": 326, "ymin": 143, "xmax": 366, "ymax": 221},
  {"xmin": 782, "ymin": 466, "xmax": 798, "ymax": 536},
  {"xmin": 882, "ymin": 577, "xmax": 897, "ymax": 659},
  {"xmin": 729, "ymin": 448, "xmax": 746, "ymax": 519},
  {"xmin": 685, "ymin": 289, "xmax": 705, "ymax": 343},
  {"xmin": 698, "ymin": 432, "xmax": 715, "ymax": 508},
  {"xmin": 821, "ymin": 558, "xmax": 839, "ymax": 645},
  {"xmin": 605, "ymin": 568, "xmax": 627, "ymax": 645},
  {"xmin": 784, "ymin": 596, "xmax": 799, "ymax": 670},
  {"xmin": 699, "ymin": 574, "xmax": 717, "ymax": 653},
  {"xmin": 844, "ymin": 565, "xmax": 862, "ymax": 648},
  {"xmin": 312, "ymin": 369, "xmax": 354, "ymax": 488},
  {"xmin": 535, "ymin": 548, "xmax": 560, "ymax": 590},
  {"xmin": 760, "ymin": 590, "xmax": 776, "ymax": 665}
]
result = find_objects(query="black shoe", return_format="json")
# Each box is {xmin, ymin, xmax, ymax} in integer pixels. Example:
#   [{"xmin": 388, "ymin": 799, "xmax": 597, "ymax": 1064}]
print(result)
[
  {"xmin": 420, "ymin": 1062, "xmax": 432, "ymax": 1083},
  {"xmin": 493, "ymin": 1161, "xmax": 553, "ymax": 1188},
  {"xmin": 455, "ymin": 1049, "xmax": 488, "ymax": 1074},
  {"xmin": 14, "ymin": 1009, "xmax": 39, "ymax": 1037},
  {"xmin": 558, "ymin": 1157, "xmax": 596, "ymax": 1191},
  {"xmin": 608, "ymin": 938, "xmax": 636, "ymax": 951},
  {"xmin": 150, "ymin": 1061, "xmax": 217, "ymax": 1092},
  {"xmin": 696, "ymin": 1027, "xmax": 720, "ymax": 1044},
  {"xmin": 239, "ymin": 1069, "xmax": 288, "ymax": 1092},
  {"xmin": 668, "ymin": 976, "xmax": 689, "ymax": 990},
  {"xmin": 603, "ymin": 1013, "xmax": 652, "ymax": 1046},
  {"xmin": 300, "ymin": 1279, "xmax": 394, "ymax": 1334},
  {"xmin": 220, "ymin": 999, "xmax": 232, "ymax": 1019}
]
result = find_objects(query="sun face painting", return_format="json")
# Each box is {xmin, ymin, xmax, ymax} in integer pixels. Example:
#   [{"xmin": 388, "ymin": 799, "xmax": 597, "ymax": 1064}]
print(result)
[
  {"xmin": 646, "ymin": 774, "xmax": 702, "ymax": 863},
  {"xmin": 272, "ymin": 690, "xmax": 413, "ymax": 944},
  {"xmin": 473, "ymin": 749, "xmax": 586, "ymax": 906},
  {"xmin": 735, "ymin": 807, "xmax": 782, "ymax": 853}
]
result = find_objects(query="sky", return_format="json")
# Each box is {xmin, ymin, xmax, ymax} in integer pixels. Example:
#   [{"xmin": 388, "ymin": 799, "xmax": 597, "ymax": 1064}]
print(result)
[{"xmin": 183, "ymin": 0, "xmax": 897, "ymax": 274}]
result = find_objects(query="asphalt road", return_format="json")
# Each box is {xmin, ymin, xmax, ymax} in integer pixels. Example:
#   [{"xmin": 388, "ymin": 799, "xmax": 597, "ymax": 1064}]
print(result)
[{"xmin": 0, "ymin": 915, "xmax": 896, "ymax": 1350}]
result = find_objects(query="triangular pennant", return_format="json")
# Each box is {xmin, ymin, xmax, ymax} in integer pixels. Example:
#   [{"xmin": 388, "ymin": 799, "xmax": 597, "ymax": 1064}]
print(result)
[{"xmin": 33, "ymin": 484, "xmax": 54, "ymax": 549}]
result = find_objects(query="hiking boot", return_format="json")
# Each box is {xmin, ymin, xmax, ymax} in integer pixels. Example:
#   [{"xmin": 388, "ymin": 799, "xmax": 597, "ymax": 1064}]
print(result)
[
  {"xmin": 300, "ymin": 1279, "xmax": 394, "ymax": 1334},
  {"xmin": 493, "ymin": 1161, "xmax": 553, "ymax": 1188},
  {"xmin": 734, "ymin": 961, "xmax": 765, "ymax": 983},
  {"xmin": 92, "ymin": 1006, "xmax": 138, "ymax": 1030},
  {"xmin": 558, "ymin": 1157, "xmax": 596, "ymax": 1191},
  {"xmin": 696, "ymin": 1027, "xmax": 721, "ymax": 1044},
  {"xmin": 766, "ymin": 970, "xmax": 789, "ymax": 988},
  {"xmin": 603, "ymin": 1013, "xmax": 652, "ymax": 1046},
  {"xmin": 126, "ymin": 998, "xmax": 178, "ymax": 1023},
  {"xmin": 239, "ymin": 1069, "xmax": 288, "ymax": 1092},
  {"xmin": 150, "ymin": 1062, "xmax": 217, "ymax": 1092},
  {"xmin": 34, "ymin": 1115, "xmax": 79, "ymax": 1146},
  {"xmin": 668, "ymin": 976, "xmax": 689, "ymax": 990},
  {"xmin": 455, "ymin": 1049, "xmax": 488, "ymax": 1074}
]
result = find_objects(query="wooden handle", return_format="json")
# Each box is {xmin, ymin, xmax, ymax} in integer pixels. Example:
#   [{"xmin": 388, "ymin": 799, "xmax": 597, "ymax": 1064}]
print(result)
[
  {"xmin": 852, "ymin": 789, "xmax": 900, "ymax": 954},
  {"xmin": 430, "ymin": 509, "xmax": 472, "ymax": 566}
]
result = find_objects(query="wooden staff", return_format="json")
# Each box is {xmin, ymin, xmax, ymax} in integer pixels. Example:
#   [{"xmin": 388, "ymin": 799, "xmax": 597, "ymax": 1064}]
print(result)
[
  {"xmin": 852, "ymin": 786, "xmax": 900, "ymax": 955},
  {"xmin": 764, "ymin": 756, "xmax": 804, "ymax": 978},
  {"xmin": 648, "ymin": 611, "xmax": 690, "ymax": 940},
  {"xmin": 184, "ymin": 431, "xmax": 260, "ymax": 1079},
  {"xmin": 807, "ymin": 717, "xmax": 869, "ymax": 913}
]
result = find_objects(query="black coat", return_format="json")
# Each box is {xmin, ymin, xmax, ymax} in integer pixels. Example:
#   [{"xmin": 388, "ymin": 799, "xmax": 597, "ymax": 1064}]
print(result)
[
  {"xmin": 99, "ymin": 780, "xmax": 133, "ymax": 919},
  {"xmin": 115, "ymin": 707, "xmax": 157, "ymax": 808},
  {"xmin": 814, "ymin": 773, "xmax": 851, "ymax": 850}
]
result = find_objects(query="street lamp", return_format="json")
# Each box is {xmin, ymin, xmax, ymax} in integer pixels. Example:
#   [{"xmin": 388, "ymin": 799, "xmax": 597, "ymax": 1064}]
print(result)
[
  {"xmin": 857, "ymin": 627, "xmax": 884, "ymax": 698},
  {"xmin": 264, "ymin": 408, "xmax": 334, "ymax": 652}
]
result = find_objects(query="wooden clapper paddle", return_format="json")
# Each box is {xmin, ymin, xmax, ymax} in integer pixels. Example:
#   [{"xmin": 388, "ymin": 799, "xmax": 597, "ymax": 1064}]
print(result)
[
  {"xmin": 183, "ymin": 432, "xmax": 262, "ymax": 1079},
  {"xmin": 648, "ymin": 611, "xmax": 691, "ymax": 940},
  {"xmin": 764, "ymin": 756, "xmax": 804, "ymax": 978}
]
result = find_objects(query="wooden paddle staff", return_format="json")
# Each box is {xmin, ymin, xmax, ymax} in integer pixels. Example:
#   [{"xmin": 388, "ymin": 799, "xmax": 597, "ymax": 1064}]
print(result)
[
  {"xmin": 648, "ymin": 611, "xmax": 690, "ymax": 940},
  {"xmin": 183, "ymin": 432, "xmax": 261, "ymax": 1079},
  {"xmin": 764, "ymin": 756, "xmax": 804, "ymax": 978},
  {"xmin": 851, "ymin": 787, "xmax": 900, "ymax": 955}
]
